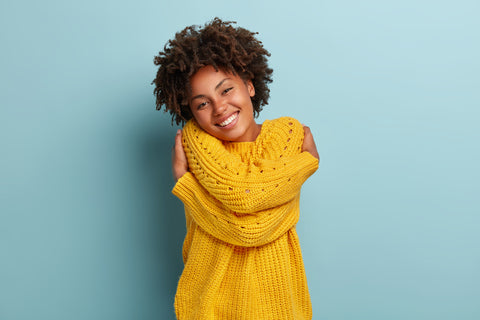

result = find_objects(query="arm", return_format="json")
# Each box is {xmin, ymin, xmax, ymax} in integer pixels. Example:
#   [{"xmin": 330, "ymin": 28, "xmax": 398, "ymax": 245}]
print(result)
[
  {"xmin": 172, "ymin": 172, "xmax": 300, "ymax": 247},
  {"xmin": 182, "ymin": 118, "xmax": 319, "ymax": 214}
]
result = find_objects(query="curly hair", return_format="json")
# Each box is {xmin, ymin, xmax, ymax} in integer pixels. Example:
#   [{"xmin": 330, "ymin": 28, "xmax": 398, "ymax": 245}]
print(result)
[{"xmin": 153, "ymin": 18, "xmax": 273, "ymax": 125}]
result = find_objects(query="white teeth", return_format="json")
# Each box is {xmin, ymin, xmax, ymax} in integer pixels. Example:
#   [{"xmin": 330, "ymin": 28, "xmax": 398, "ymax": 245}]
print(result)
[{"xmin": 218, "ymin": 113, "xmax": 238, "ymax": 127}]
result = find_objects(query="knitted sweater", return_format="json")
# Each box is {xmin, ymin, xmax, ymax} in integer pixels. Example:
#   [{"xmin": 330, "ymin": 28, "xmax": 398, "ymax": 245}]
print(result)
[{"xmin": 172, "ymin": 117, "xmax": 319, "ymax": 320}]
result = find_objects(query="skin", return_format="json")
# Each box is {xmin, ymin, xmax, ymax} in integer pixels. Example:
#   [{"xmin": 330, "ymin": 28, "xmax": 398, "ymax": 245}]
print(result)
[
  {"xmin": 188, "ymin": 65, "xmax": 261, "ymax": 143},
  {"xmin": 172, "ymin": 66, "xmax": 319, "ymax": 182}
]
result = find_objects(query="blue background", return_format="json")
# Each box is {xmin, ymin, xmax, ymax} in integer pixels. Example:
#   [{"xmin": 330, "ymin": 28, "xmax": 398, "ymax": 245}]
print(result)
[{"xmin": 1, "ymin": 0, "xmax": 479, "ymax": 319}]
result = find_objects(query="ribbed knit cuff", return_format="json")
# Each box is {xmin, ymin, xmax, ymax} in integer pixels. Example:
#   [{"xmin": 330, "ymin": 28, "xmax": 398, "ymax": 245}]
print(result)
[
  {"xmin": 172, "ymin": 172, "xmax": 198, "ymax": 204},
  {"xmin": 300, "ymin": 151, "xmax": 320, "ymax": 177}
]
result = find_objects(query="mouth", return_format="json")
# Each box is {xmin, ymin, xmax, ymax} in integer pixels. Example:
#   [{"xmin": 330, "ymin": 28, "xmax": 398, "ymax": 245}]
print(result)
[{"xmin": 216, "ymin": 112, "xmax": 239, "ymax": 127}]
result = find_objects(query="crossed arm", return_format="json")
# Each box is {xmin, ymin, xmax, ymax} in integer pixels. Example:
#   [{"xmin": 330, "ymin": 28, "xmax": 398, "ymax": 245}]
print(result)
[
  {"xmin": 172, "ymin": 125, "xmax": 319, "ymax": 183},
  {"xmin": 170, "ymin": 123, "xmax": 319, "ymax": 246}
]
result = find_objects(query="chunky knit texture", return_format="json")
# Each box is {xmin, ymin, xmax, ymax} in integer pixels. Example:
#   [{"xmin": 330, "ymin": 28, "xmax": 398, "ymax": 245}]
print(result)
[{"xmin": 172, "ymin": 117, "xmax": 319, "ymax": 320}]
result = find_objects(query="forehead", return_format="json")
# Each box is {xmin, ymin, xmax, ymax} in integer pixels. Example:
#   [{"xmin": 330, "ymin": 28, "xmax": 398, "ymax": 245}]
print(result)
[{"xmin": 189, "ymin": 66, "xmax": 239, "ymax": 93}]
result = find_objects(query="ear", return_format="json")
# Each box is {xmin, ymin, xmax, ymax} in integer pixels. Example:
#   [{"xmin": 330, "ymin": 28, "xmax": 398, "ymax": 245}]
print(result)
[{"xmin": 246, "ymin": 80, "xmax": 255, "ymax": 97}]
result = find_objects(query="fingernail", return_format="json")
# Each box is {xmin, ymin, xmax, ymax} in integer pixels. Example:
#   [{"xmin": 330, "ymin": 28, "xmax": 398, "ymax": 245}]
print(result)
[{"xmin": 176, "ymin": 129, "xmax": 181, "ymax": 135}]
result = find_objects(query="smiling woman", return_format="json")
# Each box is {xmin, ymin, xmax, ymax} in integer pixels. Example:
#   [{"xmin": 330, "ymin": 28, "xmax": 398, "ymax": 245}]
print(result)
[
  {"xmin": 153, "ymin": 17, "xmax": 319, "ymax": 319},
  {"xmin": 188, "ymin": 65, "xmax": 260, "ymax": 142},
  {"xmin": 152, "ymin": 17, "xmax": 273, "ymax": 126}
]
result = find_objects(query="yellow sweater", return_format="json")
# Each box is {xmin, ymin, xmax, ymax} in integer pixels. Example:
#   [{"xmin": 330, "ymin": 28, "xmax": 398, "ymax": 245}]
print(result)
[{"xmin": 172, "ymin": 117, "xmax": 319, "ymax": 320}]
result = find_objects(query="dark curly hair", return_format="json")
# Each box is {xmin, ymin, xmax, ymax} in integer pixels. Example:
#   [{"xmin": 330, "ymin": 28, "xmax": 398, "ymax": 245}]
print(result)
[{"xmin": 153, "ymin": 18, "xmax": 273, "ymax": 125}]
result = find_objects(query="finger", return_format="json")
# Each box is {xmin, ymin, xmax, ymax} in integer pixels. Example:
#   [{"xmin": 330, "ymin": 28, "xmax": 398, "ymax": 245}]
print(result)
[
  {"xmin": 174, "ymin": 129, "xmax": 182, "ymax": 150},
  {"xmin": 303, "ymin": 126, "xmax": 312, "ymax": 138},
  {"xmin": 172, "ymin": 129, "xmax": 182, "ymax": 158},
  {"xmin": 174, "ymin": 129, "xmax": 187, "ymax": 162}
]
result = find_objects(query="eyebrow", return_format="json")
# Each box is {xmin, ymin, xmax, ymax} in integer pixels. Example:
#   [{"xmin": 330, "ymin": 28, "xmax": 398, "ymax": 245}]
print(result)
[{"xmin": 190, "ymin": 78, "xmax": 231, "ymax": 102}]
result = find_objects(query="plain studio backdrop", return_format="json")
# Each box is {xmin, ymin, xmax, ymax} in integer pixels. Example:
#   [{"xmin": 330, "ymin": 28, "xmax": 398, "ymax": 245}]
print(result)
[{"xmin": 1, "ymin": 0, "xmax": 479, "ymax": 319}]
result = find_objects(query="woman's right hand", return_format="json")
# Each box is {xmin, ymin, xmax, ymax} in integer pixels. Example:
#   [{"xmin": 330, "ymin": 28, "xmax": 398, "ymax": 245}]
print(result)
[
  {"xmin": 302, "ymin": 125, "xmax": 319, "ymax": 160},
  {"xmin": 172, "ymin": 129, "xmax": 188, "ymax": 182}
]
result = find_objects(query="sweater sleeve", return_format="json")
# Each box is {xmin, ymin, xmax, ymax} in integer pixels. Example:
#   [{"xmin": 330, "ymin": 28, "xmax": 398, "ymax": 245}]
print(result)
[
  {"xmin": 182, "ymin": 117, "xmax": 319, "ymax": 214},
  {"xmin": 172, "ymin": 172, "xmax": 300, "ymax": 247}
]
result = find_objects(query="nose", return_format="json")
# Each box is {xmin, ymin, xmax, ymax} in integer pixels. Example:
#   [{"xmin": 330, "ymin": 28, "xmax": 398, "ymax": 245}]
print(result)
[{"xmin": 212, "ymin": 100, "xmax": 227, "ymax": 116}]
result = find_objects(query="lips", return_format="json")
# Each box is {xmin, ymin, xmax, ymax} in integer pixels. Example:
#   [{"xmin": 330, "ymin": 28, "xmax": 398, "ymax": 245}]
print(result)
[{"xmin": 217, "ymin": 112, "xmax": 239, "ymax": 127}]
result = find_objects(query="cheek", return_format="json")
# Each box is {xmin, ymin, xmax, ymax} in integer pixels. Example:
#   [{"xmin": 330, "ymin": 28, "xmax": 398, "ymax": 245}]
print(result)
[
  {"xmin": 232, "ymin": 93, "xmax": 251, "ymax": 108},
  {"xmin": 192, "ymin": 111, "xmax": 212, "ymax": 130}
]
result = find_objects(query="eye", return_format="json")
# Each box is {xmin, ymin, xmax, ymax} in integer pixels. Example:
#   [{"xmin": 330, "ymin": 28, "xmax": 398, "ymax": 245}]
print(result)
[
  {"xmin": 197, "ymin": 101, "xmax": 208, "ymax": 110},
  {"xmin": 222, "ymin": 87, "xmax": 233, "ymax": 95}
]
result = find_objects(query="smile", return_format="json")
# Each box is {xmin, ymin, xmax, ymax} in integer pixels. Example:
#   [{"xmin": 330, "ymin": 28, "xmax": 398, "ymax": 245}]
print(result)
[{"xmin": 217, "ymin": 112, "xmax": 239, "ymax": 127}]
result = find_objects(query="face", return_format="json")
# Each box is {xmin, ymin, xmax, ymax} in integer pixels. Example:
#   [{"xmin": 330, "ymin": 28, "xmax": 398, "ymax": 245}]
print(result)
[{"xmin": 188, "ymin": 65, "xmax": 260, "ymax": 142}]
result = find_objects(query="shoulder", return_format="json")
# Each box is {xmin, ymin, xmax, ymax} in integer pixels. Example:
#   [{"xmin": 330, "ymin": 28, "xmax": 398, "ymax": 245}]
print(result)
[
  {"xmin": 267, "ymin": 117, "xmax": 303, "ymax": 133},
  {"xmin": 183, "ymin": 118, "xmax": 201, "ymax": 135},
  {"xmin": 182, "ymin": 119, "xmax": 223, "ymax": 153},
  {"xmin": 260, "ymin": 117, "xmax": 305, "ymax": 156},
  {"xmin": 265, "ymin": 116, "xmax": 304, "ymax": 140}
]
